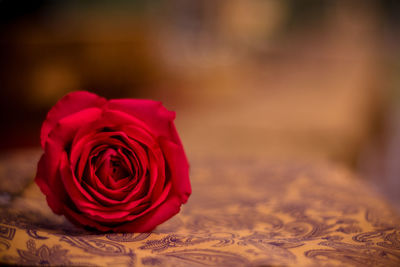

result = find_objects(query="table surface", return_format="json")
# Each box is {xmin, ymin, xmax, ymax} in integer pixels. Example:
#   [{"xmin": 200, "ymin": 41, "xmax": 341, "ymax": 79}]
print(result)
[{"xmin": 0, "ymin": 150, "xmax": 399, "ymax": 266}]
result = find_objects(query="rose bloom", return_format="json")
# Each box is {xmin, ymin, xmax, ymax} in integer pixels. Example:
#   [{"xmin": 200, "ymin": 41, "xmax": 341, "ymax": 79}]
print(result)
[{"xmin": 35, "ymin": 91, "xmax": 191, "ymax": 232}]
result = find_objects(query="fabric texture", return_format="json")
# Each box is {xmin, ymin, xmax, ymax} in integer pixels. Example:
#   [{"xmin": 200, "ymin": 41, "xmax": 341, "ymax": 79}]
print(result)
[{"xmin": 0, "ymin": 150, "xmax": 399, "ymax": 266}]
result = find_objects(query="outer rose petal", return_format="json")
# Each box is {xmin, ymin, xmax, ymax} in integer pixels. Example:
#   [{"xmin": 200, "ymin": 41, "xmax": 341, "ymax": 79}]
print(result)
[
  {"xmin": 41, "ymin": 91, "xmax": 106, "ymax": 148},
  {"xmin": 107, "ymin": 99, "xmax": 179, "ymax": 143},
  {"xmin": 62, "ymin": 205, "xmax": 111, "ymax": 232},
  {"xmin": 63, "ymin": 193, "xmax": 181, "ymax": 232},
  {"xmin": 159, "ymin": 138, "xmax": 191, "ymax": 203},
  {"xmin": 37, "ymin": 107, "xmax": 101, "ymax": 215},
  {"xmin": 114, "ymin": 194, "xmax": 182, "ymax": 232},
  {"xmin": 35, "ymin": 155, "xmax": 65, "ymax": 214}
]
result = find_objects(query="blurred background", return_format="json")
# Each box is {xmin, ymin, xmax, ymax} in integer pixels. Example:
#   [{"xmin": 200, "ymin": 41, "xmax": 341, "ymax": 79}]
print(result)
[{"xmin": 0, "ymin": 0, "xmax": 399, "ymax": 208}]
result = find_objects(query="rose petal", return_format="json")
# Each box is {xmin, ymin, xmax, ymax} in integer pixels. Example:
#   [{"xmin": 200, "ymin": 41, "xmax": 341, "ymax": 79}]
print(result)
[
  {"xmin": 159, "ymin": 138, "xmax": 191, "ymax": 203},
  {"xmin": 145, "ymin": 146, "xmax": 166, "ymax": 202},
  {"xmin": 35, "ymin": 155, "xmax": 65, "ymax": 214},
  {"xmin": 71, "ymin": 131, "xmax": 149, "ymax": 185},
  {"xmin": 83, "ymin": 181, "xmax": 172, "ymax": 223},
  {"xmin": 61, "ymin": 151, "xmax": 150, "ymax": 220},
  {"xmin": 62, "ymin": 205, "xmax": 112, "ymax": 232},
  {"xmin": 42, "ymin": 107, "xmax": 102, "ymax": 188},
  {"xmin": 41, "ymin": 91, "xmax": 106, "ymax": 148},
  {"xmin": 107, "ymin": 99, "xmax": 178, "ymax": 142},
  {"xmin": 114, "ymin": 193, "xmax": 182, "ymax": 232},
  {"xmin": 59, "ymin": 152, "xmax": 103, "ymax": 211},
  {"xmin": 61, "ymin": 149, "xmax": 167, "ymax": 221},
  {"xmin": 47, "ymin": 107, "xmax": 103, "ymax": 152},
  {"xmin": 86, "ymin": 173, "xmax": 135, "ymax": 201}
]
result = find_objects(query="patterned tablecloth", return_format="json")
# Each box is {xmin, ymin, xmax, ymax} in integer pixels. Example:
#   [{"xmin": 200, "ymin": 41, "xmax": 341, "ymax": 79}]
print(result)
[{"xmin": 0, "ymin": 150, "xmax": 399, "ymax": 266}]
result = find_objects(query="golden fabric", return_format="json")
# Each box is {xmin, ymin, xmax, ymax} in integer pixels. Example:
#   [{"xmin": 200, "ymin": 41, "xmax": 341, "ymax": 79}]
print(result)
[{"xmin": 0, "ymin": 151, "xmax": 399, "ymax": 266}]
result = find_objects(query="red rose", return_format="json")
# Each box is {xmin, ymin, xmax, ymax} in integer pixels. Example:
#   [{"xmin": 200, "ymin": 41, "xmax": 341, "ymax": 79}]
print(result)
[{"xmin": 35, "ymin": 91, "xmax": 191, "ymax": 232}]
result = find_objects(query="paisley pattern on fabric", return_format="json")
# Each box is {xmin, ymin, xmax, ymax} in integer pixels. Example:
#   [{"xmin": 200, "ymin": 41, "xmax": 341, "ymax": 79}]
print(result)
[{"xmin": 0, "ymin": 150, "xmax": 400, "ymax": 266}]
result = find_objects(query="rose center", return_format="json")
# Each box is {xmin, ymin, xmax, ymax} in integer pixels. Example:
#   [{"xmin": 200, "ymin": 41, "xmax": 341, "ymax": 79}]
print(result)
[{"xmin": 95, "ymin": 148, "xmax": 129, "ymax": 182}]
